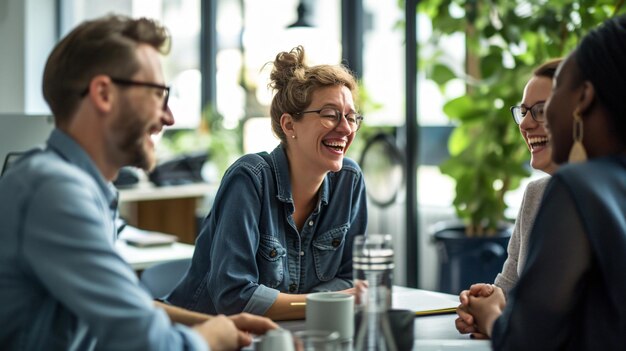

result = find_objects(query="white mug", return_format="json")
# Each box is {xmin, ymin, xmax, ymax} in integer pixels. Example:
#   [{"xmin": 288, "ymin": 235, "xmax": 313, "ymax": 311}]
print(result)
[
  {"xmin": 257, "ymin": 328, "xmax": 295, "ymax": 351},
  {"xmin": 306, "ymin": 292, "xmax": 354, "ymax": 342}
]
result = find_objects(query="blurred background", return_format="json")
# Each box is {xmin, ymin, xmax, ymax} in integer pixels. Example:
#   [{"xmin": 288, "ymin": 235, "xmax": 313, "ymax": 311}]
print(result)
[{"xmin": 2, "ymin": 0, "xmax": 623, "ymax": 292}]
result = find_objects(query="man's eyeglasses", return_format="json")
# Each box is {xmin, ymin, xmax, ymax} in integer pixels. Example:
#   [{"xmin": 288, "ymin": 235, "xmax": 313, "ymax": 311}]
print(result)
[
  {"xmin": 80, "ymin": 78, "xmax": 170, "ymax": 111},
  {"xmin": 295, "ymin": 108, "xmax": 363, "ymax": 133},
  {"xmin": 510, "ymin": 101, "xmax": 546, "ymax": 125}
]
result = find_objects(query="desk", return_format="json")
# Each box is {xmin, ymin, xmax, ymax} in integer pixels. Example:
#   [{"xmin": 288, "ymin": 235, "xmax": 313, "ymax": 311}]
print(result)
[
  {"xmin": 274, "ymin": 287, "xmax": 490, "ymax": 351},
  {"xmin": 118, "ymin": 182, "xmax": 216, "ymax": 244},
  {"xmin": 115, "ymin": 240, "xmax": 195, "ymax": 271}
]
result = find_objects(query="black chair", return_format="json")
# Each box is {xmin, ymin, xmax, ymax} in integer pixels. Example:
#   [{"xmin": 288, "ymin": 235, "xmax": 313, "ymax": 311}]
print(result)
[
  {"xmin": 2, "ymin": 151, "xmax": 27, "ymax": 177},
  {"xmin": 140, "ymin": 258, "xmax": 192, "ymax": 299}
]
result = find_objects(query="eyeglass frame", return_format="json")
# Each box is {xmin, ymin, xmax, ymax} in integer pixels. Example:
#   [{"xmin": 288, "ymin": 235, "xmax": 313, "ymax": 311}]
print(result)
[
  {"xmin": 80, "ymin": 77, "xmax": 171, "ymax": 111},
  {"xmin": 510, "ymin": 101, "xmax": 546, "ymax": 125},
  {"xmin": 294, "ymin": 107, "xmax": 364, "ymax": 132}
]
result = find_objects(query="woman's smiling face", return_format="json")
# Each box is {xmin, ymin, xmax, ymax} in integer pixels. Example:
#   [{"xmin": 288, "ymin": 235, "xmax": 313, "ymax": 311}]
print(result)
[
  {"xmin": 518, "ymin": 75, "xmax": 558, "ymax": 175},
  {"xmin": 289, "ymin": 85, "xmax": 357, "ymax": 174}
]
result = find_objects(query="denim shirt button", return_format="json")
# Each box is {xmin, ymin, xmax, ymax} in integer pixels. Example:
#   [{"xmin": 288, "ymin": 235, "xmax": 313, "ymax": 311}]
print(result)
[
  {"xmin": 289, "ymin": 284, "xmax": 297, "ymax": 293},
  {"xmin": 332, "ymin": 239, "xmax": 341, "ymax": 247},
  {"xmin": 308, "ymin": 220, "xmax": 314, "ymax": 226},
  {"xmin": 300, "ymin": 251, "xmax": 305, "ymax": 256},
  {"xmin": 269, "ymin": 249, "xmax": 277, "ymax": 258}
]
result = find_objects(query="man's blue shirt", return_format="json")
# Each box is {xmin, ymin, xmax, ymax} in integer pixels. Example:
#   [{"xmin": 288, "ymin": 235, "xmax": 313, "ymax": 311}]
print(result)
[
  {"xmin": 168, "ymin": 144, "xmax": 368, "ymax": 315},
  {"xmin": 0, "ymin": 129, "xmax": 206, "ymax": 351}
]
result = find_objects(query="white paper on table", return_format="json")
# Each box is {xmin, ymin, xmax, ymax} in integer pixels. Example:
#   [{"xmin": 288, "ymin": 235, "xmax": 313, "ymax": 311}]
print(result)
[
  {"xmin": 392, "ymin": 288, "xmax": 458, "ymax": 315},
  {"xmin": 118, "ymin": 225, "xmax": 178, "ymax": 247}
]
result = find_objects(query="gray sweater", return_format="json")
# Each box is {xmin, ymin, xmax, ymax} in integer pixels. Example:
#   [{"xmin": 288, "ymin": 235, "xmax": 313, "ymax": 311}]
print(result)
[{"xmin": 494, "ymin": 176, "xmax": 550, "ymax": 296}]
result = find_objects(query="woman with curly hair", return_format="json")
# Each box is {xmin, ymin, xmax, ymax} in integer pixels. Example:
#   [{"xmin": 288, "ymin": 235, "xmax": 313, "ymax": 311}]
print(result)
[{"xmin": 168, "ymin": 46, "xmax": 367, "ymax": 320}]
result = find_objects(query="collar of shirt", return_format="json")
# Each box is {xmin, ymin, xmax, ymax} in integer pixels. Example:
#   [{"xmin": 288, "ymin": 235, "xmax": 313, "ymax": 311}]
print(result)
[
  {"xmin": 46, "ymin": 128, "xmax": 119, "ymax": 212},
  {"xmin": 269, "ymin": 144, "xmax": 330, "ymax": 210}
]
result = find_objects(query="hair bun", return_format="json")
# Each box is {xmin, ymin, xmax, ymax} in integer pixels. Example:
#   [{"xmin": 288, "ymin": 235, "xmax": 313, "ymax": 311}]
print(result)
[{"xmin": 269, "ymin": 46, "xmax": 307, "ymax": 91}]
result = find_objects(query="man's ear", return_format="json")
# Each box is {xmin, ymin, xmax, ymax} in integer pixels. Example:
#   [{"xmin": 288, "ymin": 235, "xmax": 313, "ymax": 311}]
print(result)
[
  {"xmin": 280, "ymin": 113, "xmax": 296, "ymax": 137},
  {"xmin": 577, "ymin": 81, "xmax": 595, "ymax": 118},
  {"xmin": 87, "ymin": 75, "xmax": 115, "ymax": 114}
]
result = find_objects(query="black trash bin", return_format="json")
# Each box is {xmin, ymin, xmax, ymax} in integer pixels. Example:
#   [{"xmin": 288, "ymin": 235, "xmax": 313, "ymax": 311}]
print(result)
[{"xmin": 432, "ymin": 221, "xmax": 512, "ymax": 295}]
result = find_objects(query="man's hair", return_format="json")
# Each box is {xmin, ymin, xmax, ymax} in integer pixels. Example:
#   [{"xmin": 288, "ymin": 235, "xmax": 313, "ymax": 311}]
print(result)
[
  {"xmin": 574, "ymin": 15, "xmax": 626, "ymax": 140},
  {"xmin": 42, "ymin": 15, "xmax": 170, "ymax": 126},
  {"xmin": 267, "ymin": 45, "xmax": 358, "ymax": 145}
]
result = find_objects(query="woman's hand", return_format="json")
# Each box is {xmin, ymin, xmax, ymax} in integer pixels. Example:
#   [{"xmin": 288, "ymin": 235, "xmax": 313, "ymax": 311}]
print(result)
[
  {"xmin": 455, "ymin": 283, "xmax": 499, "ymax": 339},
  {"xmin": 349, "ymin": 280, "xmax": 369, "ymax": 304},
  {"xmin": 466, "ymin": 285, "xmax": 506, "ymax": 338},
  {"xmin": 339, "ymin": 287, "xmax": 357, "ymax": 296}
]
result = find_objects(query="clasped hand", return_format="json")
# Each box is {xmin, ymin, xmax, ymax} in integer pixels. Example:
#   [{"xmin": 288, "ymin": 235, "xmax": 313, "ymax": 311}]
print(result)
[{"xmin": 455, "ymin": 283, "xmax": 506, "ymax": 339}]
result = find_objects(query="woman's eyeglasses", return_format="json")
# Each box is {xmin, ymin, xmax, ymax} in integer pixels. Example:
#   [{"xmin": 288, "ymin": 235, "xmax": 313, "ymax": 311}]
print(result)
[
  {"xmin": 510, "ymin": 101, "xmax": 546, "ymax": 125},
  {"xmin": 295, "ymin": 108, "xmax": 363, "ymax": 132}
]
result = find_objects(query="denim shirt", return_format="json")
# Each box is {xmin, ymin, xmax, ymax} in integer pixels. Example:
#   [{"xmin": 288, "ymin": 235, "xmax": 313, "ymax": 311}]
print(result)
[
  {"xmin": 168, "ymin": 144, "xmax": 368, "ymax": 315},
  {"xmin": 0, "ymin": 129, "xmax": 206, "ymax": 351}
]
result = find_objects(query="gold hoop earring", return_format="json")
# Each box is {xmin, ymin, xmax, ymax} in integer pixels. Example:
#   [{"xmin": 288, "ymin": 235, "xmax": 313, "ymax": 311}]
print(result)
[{"xmin": 568, "ymin": 109, "xmax": 587, "ymax": 163}]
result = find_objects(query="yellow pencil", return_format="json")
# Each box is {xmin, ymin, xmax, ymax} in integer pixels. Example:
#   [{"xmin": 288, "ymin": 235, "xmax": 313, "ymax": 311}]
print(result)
[{"xmin": 414, "ymin": 307, "xmax": 457, "ymax": 317}]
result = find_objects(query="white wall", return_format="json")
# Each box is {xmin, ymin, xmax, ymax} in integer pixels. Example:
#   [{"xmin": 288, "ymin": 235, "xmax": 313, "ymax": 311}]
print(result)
[
  {"xmin": 24, "ymin": 0, "xmax": 56, "ymax": 113},
  {"xmin": 0, "ymin": 0, "xmax": 26, "ymax": 113},
  {"xmin": 367, "ymin": 199, "xmax": 457, "ymax": 291},
  {"xmin": 0, "ymin": 0, "xmax": 55, "ymax": 114},
  {"xmin": 367, "ymin": 198, "xmax": 407, "ymax": 286}
]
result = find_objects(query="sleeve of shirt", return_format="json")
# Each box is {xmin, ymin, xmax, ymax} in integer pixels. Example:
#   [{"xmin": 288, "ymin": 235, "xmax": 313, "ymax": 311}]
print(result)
[
  {"xmin": 311, "ymin": 168, "xmax": 368, "ymax": 292},
  {"xmin": 493, "ymin": 191, "xmax": 525, "ymax": 296},
  {"xmin": 22, "ymin": 177, "xmax": 208, "ymax": 351},
  {"xmin": 206, "ymin": 165, "xmax": 279, "ymax": 316},
  {"xmin": 491, "ymin": 177, "xmax": 592, "ymax": 350}
]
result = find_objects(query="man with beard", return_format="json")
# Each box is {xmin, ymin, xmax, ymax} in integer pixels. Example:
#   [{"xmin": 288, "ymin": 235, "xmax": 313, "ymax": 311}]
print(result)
[{"xmin": 0, "ymin": 15, "xmax": 276, "ymax": 351}]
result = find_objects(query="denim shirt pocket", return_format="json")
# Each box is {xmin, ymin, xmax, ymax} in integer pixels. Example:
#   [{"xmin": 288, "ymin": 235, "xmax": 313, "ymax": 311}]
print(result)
[
  {"xmin": 312, "ymin": 224, "xmax": 349, "ymax": 281},
  {"xmin": 257, "ymin": 235, "xmax": 287, "ymax": 289}
]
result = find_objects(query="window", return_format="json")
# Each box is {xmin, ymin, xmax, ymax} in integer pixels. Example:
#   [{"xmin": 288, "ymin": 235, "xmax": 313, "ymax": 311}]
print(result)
[{"xmin": 59, "ymin": 0, "xmax": 202, "ymax": 128}]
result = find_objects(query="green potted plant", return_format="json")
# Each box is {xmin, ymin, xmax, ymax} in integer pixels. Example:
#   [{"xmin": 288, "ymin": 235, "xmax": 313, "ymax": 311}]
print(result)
[{"xmin": 417, "ymin": 0, "xmax": 624, "ymax": 293}]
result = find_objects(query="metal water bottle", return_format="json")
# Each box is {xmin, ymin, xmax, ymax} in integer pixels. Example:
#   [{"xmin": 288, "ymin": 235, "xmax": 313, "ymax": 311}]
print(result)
[{"xmin": 353, "ymin": 234, "xmax": 398, "ymax": 351}]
